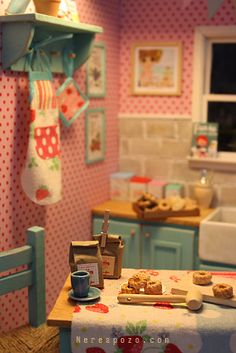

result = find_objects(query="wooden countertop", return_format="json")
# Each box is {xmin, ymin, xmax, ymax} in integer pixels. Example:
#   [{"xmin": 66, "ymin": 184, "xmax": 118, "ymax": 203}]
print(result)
[{"xmin": 92, "ymin": 200, "xmax": 214, "ymax": 227}]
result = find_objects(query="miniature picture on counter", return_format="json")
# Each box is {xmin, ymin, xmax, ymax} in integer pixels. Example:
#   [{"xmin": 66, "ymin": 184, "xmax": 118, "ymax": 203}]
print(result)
[
  {"xmin": 85, "ymin": 108, "xmax": 105, "ymax": 164},
  {"xmin": 132, "ymin": 42, "xmax": 182, "ymax": 96},
  {"xmin": 191, "ymin": 122, "xmax": 219, "ymax": 158},
  {"xmin": 86, "ymin": 42, "xmax": 106, "ymax": 98}
]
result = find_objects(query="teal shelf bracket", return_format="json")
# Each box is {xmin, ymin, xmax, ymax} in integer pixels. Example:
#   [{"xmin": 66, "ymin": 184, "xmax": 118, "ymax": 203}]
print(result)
[
  {"xmin": 73, "ymin": 32, "xmax": 95, "ymax": 69},
  {"xmin": 2, "ymin": 21, "xmax": 35, "ymax": 68},
  {"xmin": 0, "ymin": 13, "xmax": 103, "ymax": 73}
]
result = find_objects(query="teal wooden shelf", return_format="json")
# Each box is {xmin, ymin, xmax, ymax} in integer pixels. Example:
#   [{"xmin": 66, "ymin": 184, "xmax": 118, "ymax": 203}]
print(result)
[{"xmin": 0, "ymin": 13, "xmax": 103, "ymax": 72}]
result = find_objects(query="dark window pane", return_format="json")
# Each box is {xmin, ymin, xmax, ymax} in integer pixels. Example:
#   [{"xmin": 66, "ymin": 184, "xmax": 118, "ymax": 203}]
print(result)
[
  {"xmin": 208, "ymin": 102, "xmax": 236, "ymax": 152},
  {"xmin": 210, "ymin": 43, "xmax": 236, "ymax": 94}
]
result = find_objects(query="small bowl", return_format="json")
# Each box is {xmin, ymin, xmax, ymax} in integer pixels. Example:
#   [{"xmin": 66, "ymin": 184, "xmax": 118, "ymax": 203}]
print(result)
[{"xmin": 33, "ymin": 0, "xmax": 61, "ymax": 17}]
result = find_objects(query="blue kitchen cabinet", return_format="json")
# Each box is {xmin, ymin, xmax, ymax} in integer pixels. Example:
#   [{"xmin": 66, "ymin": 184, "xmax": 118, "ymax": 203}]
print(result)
[
  {"xmin": 93, "ymin": 217, "xmax": 141, "ymax": 269},
  {"xmin": 93, "ymin": 216, "xmax": 197, "ymax": 270},
  {"xmin": 141, "ymin": 225, "xmax": 197, "ymax": 270}
]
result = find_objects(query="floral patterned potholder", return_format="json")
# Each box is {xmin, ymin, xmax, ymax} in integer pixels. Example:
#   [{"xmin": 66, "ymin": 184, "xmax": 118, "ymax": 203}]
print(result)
[
  {"xmin": 57, "ymin": 47, "xmax": 89, "ymax": 127},
  {"xmin": 57, "ymin": 77, "xmax": 89, "ymax": 127}
]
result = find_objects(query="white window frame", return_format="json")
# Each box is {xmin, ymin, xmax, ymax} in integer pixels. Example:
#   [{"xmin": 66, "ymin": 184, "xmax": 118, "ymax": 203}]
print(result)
[{"xmin": 192, "ymin": 25, "xmax": 236, "ymax": 163}]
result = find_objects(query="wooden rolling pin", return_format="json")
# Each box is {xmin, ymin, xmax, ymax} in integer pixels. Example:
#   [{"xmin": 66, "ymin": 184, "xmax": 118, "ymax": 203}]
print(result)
[{"xmin": 117, "ymin": 288, "xmax": 203, "ymax": 311}]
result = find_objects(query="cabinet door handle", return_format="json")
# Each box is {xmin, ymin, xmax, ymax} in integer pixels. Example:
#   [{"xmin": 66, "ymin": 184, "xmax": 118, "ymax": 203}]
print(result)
[
  {"xmin": 144, "ymin": 232, "xmax": 151, "ymax": 238},
  {"xmin": 130, "ymin": 229, "xmax": 136, "ymax": 237}
]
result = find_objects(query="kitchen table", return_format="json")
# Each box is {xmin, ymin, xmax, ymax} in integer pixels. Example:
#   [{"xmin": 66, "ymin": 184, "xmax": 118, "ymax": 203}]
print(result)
[{"xmin": 47, "ymin": 269, "xmax": 236, "ymax": 353}]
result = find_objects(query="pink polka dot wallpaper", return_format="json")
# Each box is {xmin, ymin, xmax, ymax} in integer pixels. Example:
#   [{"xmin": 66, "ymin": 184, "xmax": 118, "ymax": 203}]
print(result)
[
  {"xmin": 0, "ymin": 0, "xmax": 120, "ymax": 332},
  {"xmin": 119, "ymin": 0, "xmax": 236, "ymax": 115},
  {"xmin": 0, "ymin": 0, "xmax": 236, "ymax": 333}
]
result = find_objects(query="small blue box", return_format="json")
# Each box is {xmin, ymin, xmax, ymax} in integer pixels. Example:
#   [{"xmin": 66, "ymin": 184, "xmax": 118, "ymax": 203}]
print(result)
[
  {"xmin": 165, "ymin": 183, "xmax": 184, "ymax": 198},
  {"xmin": 110, "ymin": 172, "xmax": 134, "ymax": 201}
]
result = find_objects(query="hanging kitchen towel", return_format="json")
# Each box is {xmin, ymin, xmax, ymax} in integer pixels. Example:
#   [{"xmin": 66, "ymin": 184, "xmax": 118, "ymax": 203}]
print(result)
[
  {"xmin": 57, "ymin": 47, "xmax": 89, "ymax": 127},
  {"xmin": 21, "ymin": 50, "xmax": 62, "ymax": 205}
]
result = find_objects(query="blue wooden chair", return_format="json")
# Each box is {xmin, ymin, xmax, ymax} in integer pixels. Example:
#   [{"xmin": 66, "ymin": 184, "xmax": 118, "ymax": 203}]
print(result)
[
  {"xmin": 0, "ymin": 226, "xmax": 46, "ymax": 327},
  {"xmin": 0, "ymin": 226, "xmax": 59, "ymax": 352}
]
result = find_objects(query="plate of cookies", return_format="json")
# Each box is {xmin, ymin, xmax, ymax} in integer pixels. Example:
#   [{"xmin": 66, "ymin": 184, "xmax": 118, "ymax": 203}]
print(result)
[
  {"xmin": 120, "ymin": 272, "xmax": 166, "ymax": 295},
  {"xmin": 133, "ymin": 193, "xmax": 200, "ymax": 220}
]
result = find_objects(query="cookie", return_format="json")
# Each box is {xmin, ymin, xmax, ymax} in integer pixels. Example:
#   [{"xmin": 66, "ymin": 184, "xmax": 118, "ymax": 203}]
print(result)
[
  {"xmin": 193, "ymin": 271, "xmax": 212, "ymax": 285},
  {"xmin": 212, "ymin": 283, "xmax": 233, "ymax": 299},
  {"xmin": 144, "ymin": 280, "xmax": 162, "ymax": 295}
]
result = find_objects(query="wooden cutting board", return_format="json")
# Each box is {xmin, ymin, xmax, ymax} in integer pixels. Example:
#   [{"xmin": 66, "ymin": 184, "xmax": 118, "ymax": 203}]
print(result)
[
  {"xmin": 132, "ymin": 203, "xmax": 200, "ymax": 219},
  {"xmin": 171, "ymin": 272, "xmax": 236, "ymax": 308}
]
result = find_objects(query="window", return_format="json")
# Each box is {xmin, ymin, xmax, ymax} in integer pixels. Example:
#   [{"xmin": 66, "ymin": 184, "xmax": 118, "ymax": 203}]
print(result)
[{"xmin": 192, "ymin": 26, "xmax": 236, "ymax": 160}]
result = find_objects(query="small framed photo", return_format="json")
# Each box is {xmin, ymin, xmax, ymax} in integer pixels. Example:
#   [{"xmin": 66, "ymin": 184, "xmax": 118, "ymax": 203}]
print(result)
[
  {"xmin": 85, "ymin": 108, "xmax": 105, "ymax": 164},
  {"xmin": 132, "ymin": 42, "xmax": 182, "ymax": 96},
  {"xmin": 86, "ymin": 43, "xmax": 106, "ymax": 98}
]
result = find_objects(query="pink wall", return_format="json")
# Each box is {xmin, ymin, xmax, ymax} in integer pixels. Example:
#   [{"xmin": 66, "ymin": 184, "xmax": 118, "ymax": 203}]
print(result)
[
  {"xmin": 1, "ymin": 0, "xmax": 236, "ymax": 334},
  {"xmin": 0, "ymin": 0, "xmax": 120, "ymax": 332},
  {"xmin": 119, "ymin": 0, "xmax": 236, "ymax": 115}
]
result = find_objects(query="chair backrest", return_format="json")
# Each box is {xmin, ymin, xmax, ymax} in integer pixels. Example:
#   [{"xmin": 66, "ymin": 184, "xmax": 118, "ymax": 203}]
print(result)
[{"xmin": 0, "ymin": 226, "xmax": 46, "ymax": 327}]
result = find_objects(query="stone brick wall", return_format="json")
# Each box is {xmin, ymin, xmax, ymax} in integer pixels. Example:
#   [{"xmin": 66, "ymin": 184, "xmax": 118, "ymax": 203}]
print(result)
[{"xmin": 119, "ymin": 116, "xmax": 236, "ymax": 207}]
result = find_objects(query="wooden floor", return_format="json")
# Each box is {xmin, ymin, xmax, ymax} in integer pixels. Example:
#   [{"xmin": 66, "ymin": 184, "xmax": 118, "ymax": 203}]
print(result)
[{"xmin": 0, "ymin": 324, "xmax": 59, "ymax": 353}]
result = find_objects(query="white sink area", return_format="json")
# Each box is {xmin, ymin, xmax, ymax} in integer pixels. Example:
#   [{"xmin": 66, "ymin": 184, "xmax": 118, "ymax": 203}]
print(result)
[{"xmin": 199, "ymin": 207, "xmax": 236, "ymax": 266}]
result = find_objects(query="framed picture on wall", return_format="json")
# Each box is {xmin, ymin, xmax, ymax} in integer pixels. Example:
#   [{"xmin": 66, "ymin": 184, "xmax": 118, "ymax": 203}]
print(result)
[
  {"xmin": 85, "ymin": 108, "xmax": 105, "ymax": 164},
  {"xmin": 132, "ymin": 42, "xmax": 182, "ymax": 96},
  {"xmin": 86, "ymin": 43, "xmax": 106, "ymax": 98}
]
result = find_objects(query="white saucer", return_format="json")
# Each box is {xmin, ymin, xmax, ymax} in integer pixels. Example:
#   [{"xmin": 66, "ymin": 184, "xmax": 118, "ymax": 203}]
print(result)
[
  {"xmin": 68, "ymin": 287, "xmax": 101, "ymax": 302},
  {"xmin": 121, "ymin": 282, "xmax": 166, "ymax": 294}
]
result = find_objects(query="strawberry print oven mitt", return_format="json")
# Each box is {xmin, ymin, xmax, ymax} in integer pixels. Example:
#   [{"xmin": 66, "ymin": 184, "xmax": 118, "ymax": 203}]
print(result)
[{"xmin": 21, "ymin": 50, "xmax": 62, "ymax": 205}]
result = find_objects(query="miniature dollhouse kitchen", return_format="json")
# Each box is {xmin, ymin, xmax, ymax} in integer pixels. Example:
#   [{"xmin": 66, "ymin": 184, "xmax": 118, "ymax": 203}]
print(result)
[{"xmin": 1, "ymin": 0, "xmax": 236, "ymax": 352}]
